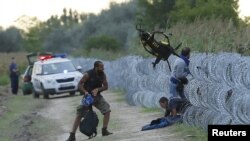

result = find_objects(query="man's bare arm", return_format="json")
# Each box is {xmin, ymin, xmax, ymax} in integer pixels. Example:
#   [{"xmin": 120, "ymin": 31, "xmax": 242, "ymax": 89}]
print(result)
[
  {"xmin": 98, "ymin": 77, "xmax": 108, "ymax": 92},
  {"xmin": 78, "ymin": 73, "xmax": 89, "ymax": 95}
]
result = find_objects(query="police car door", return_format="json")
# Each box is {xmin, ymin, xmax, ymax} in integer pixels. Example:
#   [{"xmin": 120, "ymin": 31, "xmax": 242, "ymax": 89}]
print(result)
[{"xmin": 32, "ymin": 64, "xmax": 43, "ymax": 92}]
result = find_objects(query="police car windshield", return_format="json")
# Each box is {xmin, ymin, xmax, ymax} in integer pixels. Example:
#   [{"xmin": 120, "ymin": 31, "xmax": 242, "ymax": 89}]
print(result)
[{"xmin": 42, "ymin": 61, "xmax": 76, "ymax": 75}]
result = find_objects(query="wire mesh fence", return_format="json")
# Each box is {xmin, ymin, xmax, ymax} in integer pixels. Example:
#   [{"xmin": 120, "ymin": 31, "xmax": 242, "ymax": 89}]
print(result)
[{"xmin": 72, "ymin": 52, "xmax": 250, "ymax": 130}]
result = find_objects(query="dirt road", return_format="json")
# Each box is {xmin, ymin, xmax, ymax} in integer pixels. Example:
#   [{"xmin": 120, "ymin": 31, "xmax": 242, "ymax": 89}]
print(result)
[{"xmin": 36, "ymin": 91, "xmax": 184, "ymax": 141}]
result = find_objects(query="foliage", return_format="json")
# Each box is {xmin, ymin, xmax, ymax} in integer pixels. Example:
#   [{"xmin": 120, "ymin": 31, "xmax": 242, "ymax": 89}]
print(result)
[
  {"xmin": 74, "ymin": 1, "xmax": 138, "ymax": 51},
  {"xmin": 21, "ymin": 2, "xmax": 137, "ymax": 54},
  {"xmin": 23, "ymin": 8, "xmax": 88, "ymax": 53},
  {"xmin": 86, "ymin": 35, "xmax": 122, "ymax": 52},
  {"xmin": 23, "ymin": 23, "xmax": 44, "ymax": 52},
  {"xmin": 141, "ymin": 107, "xmax": 162, "ymax": 113},
  {"xmin": 137, "ymin": 0, "xmax": 240, "ymax": 29},
  {"xmin": 171, "ymin": 0, "xmax": 239, "ymax": 25},
  {"xmin": 72, "ymin": 48, "xmax": 127, "ymax": 60},
  {"xmin": 0, "ymin": 95, "xmax": 58, "ymax": 140},
  {"xmin": 0, "ymin": 75, "xmax": 9, "ymax": 86},
  {"xmin": 171, "ymin": 123, "xmax": 207, "ymax": 141},
  {"xmin": 1, "ymin": 0, "xmax": 249, "ymax": 59},
  {"xmin": 0, "ymin": 52, "xmax": 28, "ymax": 84},
  {"xmin": 43, "ymin": 26, "xmax": 73, "ymax": 52},
  {"xmin": 0, "ymin": 27, "xmax": 24, "ymax": 52},
  {"xmin": 134, "ymin": 18, "xmax": 250, "ymax": 56},
  {"xmin": 137, "ymin": 0, "xmax": 175, "ymax": 29}
]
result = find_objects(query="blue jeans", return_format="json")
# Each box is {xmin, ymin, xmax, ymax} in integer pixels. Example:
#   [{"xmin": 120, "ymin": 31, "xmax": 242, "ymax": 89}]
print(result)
[
  {"xmin": 10, "ymin": 76, "xmax": 19, "ymax": 94},
  {"xmin": 169, "ymin": 80, "xmax": 178, "ymax": 98},
  {"xmin": 169, "ymin": 80, "xmax": 186, "ymax": 99}
]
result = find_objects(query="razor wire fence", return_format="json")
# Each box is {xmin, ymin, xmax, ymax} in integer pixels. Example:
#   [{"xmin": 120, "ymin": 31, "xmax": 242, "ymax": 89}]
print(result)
[{"xmin": 72, "ymin": 52, "xmax": 250, "ymax": 130}]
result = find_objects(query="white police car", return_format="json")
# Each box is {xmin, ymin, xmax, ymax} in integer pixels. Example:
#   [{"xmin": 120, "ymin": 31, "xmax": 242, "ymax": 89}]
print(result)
[{"xmin": 31, "ymin": 54, "xmax": 83, "ymax": 99}]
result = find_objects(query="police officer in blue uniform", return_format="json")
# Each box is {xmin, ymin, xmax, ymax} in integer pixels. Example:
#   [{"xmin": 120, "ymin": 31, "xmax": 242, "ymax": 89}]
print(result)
[{"xmin": 9, "ymin": 57, "xmax": 19, "ymax": 94}]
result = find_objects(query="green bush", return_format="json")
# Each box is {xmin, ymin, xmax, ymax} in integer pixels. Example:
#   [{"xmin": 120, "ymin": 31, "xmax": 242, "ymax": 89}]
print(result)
[
  {"xmin": 73, "ymin": 48, "xmax": 126, "ymax": 60},
  {"xmin": 86, "ymin": 35, "xmax": 122, "ymax": 52},
  {"xmin": 0, "ymin": 75, "xmax": 9, "ymax": 86},
  {"xmin": 171, "ymin": 123, "xmax": 207, "ymax": 141}
]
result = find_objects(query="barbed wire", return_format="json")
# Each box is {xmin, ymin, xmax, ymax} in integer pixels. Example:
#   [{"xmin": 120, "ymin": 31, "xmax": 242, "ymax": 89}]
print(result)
[{"xmin": 73, "ymin": 52, "xmax": 250, "ymax": 130}]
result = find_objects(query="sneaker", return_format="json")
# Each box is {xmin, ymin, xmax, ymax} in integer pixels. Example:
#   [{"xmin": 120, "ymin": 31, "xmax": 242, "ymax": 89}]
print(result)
[
  {"xmin": 102, "ymin": 128, "xmax": 113, "ymax": 136},
  {"xmin": 66, "ymin": 132, "xmax": 75, "ymax": 141}
]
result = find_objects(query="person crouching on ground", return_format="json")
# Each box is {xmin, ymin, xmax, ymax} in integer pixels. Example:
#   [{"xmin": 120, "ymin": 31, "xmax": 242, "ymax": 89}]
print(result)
[{"xmin": 159, "ymin": 96, "xmax": 190, "ymax": 118}]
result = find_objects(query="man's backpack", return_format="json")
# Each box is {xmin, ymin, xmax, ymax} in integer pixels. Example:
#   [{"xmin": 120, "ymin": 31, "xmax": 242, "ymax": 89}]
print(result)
[{"xmin": 79, "ymin": 107, "xmax": 99, "ymax": 139}]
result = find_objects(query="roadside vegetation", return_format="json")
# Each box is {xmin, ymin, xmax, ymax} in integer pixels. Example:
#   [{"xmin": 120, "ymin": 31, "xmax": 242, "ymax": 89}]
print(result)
[
  {"xmin": 0, "ymin": 75, "xmax": 9, "ymax": 86},
  {"xmin": 0, "ymin": 52, "xmax": 28, "ymax": 86},
  {"xmin": 0, "ymin": 94, "xmax": 58, "ymax": 141},
  {"xmin": 0, "ymin": 0, "xmax": 249, "ymax": 58},
  {"xmin": 171, "ymin": 123, "xmax": 208, "ymax": 141}
]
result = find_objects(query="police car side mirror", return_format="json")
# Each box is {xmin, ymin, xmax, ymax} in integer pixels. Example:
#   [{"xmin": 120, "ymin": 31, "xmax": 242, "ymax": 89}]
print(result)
[{"xmin": 77, "ymin": 66, "xmax": 82, "ymax": 72}]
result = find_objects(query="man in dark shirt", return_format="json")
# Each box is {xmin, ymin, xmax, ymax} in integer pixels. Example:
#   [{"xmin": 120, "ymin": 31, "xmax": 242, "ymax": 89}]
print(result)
[
  {"xmin": 141, "ymin": 96, "xmax": 189, "ymax": 131},
  {"xmin": 66, "ymin": 61, "xmax": 112, "ymax": 141},
  {"xmin": 9, "ymin": 57, "xmax": 19, "ymax": 94},
  {"xmin": 159, "ymin": 96, "xmax": 189, "ymax": 117}
]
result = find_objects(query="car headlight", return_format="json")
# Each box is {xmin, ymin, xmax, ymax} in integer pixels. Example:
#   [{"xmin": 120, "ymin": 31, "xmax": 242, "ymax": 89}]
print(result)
[
  {"xmin": 75, "ymin": 76, "xmax": 81, "ymax": 82},
  {"xmin": 46, "ymin": 79, "xmax": 53, "ymax": 83}
]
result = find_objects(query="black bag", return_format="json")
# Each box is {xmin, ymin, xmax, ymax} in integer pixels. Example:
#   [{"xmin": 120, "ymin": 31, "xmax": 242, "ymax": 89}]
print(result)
[
  {"xmin": 150, "ymin": 118, "xmax": 162, "ymax": 125},
  {"xmin": 79, "ymin": 108, "xmax": 99, "ymax": 139}
]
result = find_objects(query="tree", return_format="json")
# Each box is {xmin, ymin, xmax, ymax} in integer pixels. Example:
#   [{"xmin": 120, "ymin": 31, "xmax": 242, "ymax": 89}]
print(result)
[
  {"xmin": 137, "ymin": 0, "xmax": 240, "ymax": 28},
  {"xmin": 137, "ymin": 0, "xmax": 176, "ymax": 29},
  {"xmin": 171, "ymin": 0, "xmax": 239, "ymax": 25},
  {"xmin": 77, "ymin": 1, "xmax": 138, "ymax": 50},
  {"xmin": 23, "ymin": 24, "xmax": 44, "ymax": 52},
  {"xmin": 0, "ymin": 27, "xmax": 23, "ymax": 52},
  {"xmin": 43, "ymin": 26, "xmax": 74, "ymax": 53},
  {"xmin": 14, "ymin": 15, "xmax": 41, "ymax": 32},
  {"xmin": 86, "ymin": 35, "xmax": 122, "ymax": 52}
]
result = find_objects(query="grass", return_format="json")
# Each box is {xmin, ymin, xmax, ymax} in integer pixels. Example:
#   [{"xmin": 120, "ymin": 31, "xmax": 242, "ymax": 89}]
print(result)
[
  {"xmin": 28, "ymin": 115, "xmax": 60, "ymax": 138},
  {"xmin": 0, "ymin": 95, "xmax": 58, "ymax": 141},
  {"xmin": 0, "ymin": 75, "xmax": 9, "ymax": 86},
  {"xmin": 95, "ymin": 89, "xmax": 126, "ymax": 130},
  {"xmin": 0, "ymin": 95, "xmax": 39, "ymax": 126},
  {"xmin": 111, "ymin": 88, "xmax": 126, "ymax": 102},
  {"xmin": 141, "ymin": 107, "xmax": 163, "ymax": 113},
  {"xmin": 0, "ymin": 52, "xmax": 28, "ymax": 74},
  {"xmin": 171, "ymin": 123, "xmax": 207, "ymax": 141},
  {"xmin": 0, "ymin": 52, "xmax": 29, "ymax": 86},
  {"xmin": 129, "ymin": 18, "xmax": 250, "ymax": 57},
  {"xmin": 95, "ymin": 110, "xmax": 122, "ymax": 132},
  {"xmin": 72, "ymin": 48, "xmax": 128, "ymax": 61}
]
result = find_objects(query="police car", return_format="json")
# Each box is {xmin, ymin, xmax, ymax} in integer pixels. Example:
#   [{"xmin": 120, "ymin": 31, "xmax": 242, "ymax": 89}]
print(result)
[{"xmin": 31, "ymin": 54, "xmax": 83, "ymax": 99}]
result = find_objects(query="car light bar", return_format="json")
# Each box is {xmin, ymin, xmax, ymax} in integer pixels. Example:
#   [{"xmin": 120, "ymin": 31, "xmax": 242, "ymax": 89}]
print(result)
[
  {"xmin": 38, "ymin": 53, "xmax": 67, "ymax": 61},
  {"xmin": 39, "ymin": 55, "xmax": 52, "ymax": 61},
  {"xmin": 52, "ymin": 53, "xmax": 67, "ymax": 58}
]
